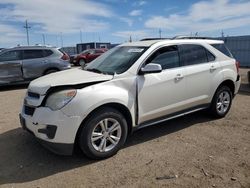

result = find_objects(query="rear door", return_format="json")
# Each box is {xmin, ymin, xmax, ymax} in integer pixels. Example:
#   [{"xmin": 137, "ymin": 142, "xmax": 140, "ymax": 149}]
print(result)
[
  {"xmin": 179, "ymin": 44, "xmax": 220, "ymax": 107},
  {"xmin": 137, "ymin": 45, "xmax": 188, "ymax": 124},
  {"xmin": 0, "ymin": 50, "xmax": 23, "ymax": 84},
  {"xmin": 22, "ymin": 49, "xmax": 46, "ymax": 79}
]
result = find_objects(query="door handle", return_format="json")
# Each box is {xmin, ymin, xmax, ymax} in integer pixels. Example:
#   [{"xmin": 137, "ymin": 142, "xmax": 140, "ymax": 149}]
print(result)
[
  {"xmin": 210, "ymin": 65, "xmax": 216, "ymax": 71},
  {"xmin": 42, "ymin": 60, "xmax": 48, "ymax": 63},
  {"xmin": 175, "ymin": 74, "xmax": 184, "ymax": 81}
]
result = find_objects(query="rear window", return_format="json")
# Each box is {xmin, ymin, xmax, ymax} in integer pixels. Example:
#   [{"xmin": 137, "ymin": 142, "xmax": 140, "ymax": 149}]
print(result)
[
  {"xmin": 23, "ymin": 49, "xmax": 44, "ymax": 59},
  {"xmin": 180, "ymin": 44, "xmax": 208, "ymax": 66},
  {"xmin": 211, "ymin": 43, "xmax": 233, "ymax": 58},
  {"xmin": 44, "ymin": 49, "xmax": 53, "ymax": 57}
]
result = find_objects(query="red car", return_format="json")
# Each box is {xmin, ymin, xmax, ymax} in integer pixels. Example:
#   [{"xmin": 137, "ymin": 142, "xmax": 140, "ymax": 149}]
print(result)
[{"xmin": 70, "ymin": 48, "xmax": 107, "ymax": 66}]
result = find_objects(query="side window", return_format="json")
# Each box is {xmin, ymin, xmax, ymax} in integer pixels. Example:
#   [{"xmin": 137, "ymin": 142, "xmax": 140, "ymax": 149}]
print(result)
[
  {"xmin": 180, "ymin": 44, "xmax": 208, "ymax": 66},
  {"xmin": 206, "ymin": 50, "xmax": 215, "ymax": 62},
  {"xmin": 43, "ymin": 50, "xmax": 53, "ymax": 57},
  {"xmin": 0, "ymin": 50, "xmax": 21, "ymax": 62},
  {"xmin": 211, "ymin": 43, "xmax": 233, "ymax": 58},
  {"xmin": 147, "ymin": 46, "xmax": 180, "ymax": 70},
  {"xmin": 23, "ymin": 50, "xmax": 44, "ymax": 60}
]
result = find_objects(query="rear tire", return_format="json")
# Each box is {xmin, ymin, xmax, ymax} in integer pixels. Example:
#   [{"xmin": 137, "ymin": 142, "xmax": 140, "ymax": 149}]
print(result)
[
  {"xmin": 78, "ymin": 107, "xmax": 128, "ymax": 159},
  {"xmin": 209, "ymin": 86, "xmax": 232, "ymax": 118}
]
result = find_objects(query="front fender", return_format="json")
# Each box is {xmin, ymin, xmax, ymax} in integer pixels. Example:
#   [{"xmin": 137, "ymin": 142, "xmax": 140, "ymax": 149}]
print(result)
[{"xmin": 61, "ymin": 78, "xmax": 137, "ymax": 126}]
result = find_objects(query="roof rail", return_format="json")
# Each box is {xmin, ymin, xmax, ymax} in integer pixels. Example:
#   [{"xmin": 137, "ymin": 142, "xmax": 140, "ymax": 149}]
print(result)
[
  {"xmin": 172, "ymin": 36, "xmax": 214, "ymax": 40},
  {"xmin": 13, "ymin": 44, "xmax": 54, "ymax": 48},
  {"xmin": 140, "ymin": 38, "xmax": 170, "ymax": 41}
]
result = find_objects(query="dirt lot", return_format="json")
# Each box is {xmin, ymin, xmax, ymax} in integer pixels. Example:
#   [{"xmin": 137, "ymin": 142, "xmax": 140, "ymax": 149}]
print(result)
[{"xmin": 0, "ymin": 70, "xmax": 250, "ymax": 188}]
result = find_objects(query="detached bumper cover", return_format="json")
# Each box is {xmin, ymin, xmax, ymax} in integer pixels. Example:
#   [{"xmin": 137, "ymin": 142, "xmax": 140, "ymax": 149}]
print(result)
[
  {"xmin": 37, "ymin": 138, "xmax": 74, "ymax": 155},
  {"xmin": 19, "ymin": 106, "xmax": 81, "ymax": 155}
]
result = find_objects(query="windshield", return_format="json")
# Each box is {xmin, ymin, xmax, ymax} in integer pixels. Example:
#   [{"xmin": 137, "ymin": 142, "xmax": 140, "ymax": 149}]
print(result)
[
  {"xmin": 80, "ymin": 49, "xmax": 90, "ymax": 55},
  {"xmin": 85, "ymin": 46, "xmax": 147, "ymax": 75}
]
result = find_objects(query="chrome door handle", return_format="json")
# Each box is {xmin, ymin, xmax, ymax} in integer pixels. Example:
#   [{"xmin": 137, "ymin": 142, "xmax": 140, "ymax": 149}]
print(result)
[
  {"xmin": 175, "ymin": 74, "xmax": 184, "ymax": 81},
  {"xmin": 210, "ymin": 66, "xmax": 216, "ymax": 71}
]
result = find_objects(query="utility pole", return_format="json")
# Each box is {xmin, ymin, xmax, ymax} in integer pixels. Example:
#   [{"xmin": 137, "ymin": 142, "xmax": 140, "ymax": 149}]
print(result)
[
  {"xmin": 42, "ymin": 34, "xmax": 46, "ymax": 45},
  {"xmin": 159, "ymin": 28, "xmax": 162, "ymax": 38},
  {"xmin": 129, "ymin": 35, "xmax": 132, "ymax": 42},
  {"xmin": 60, "ymin": 32, "xmax": 63, "ymax": 47},
  {"xmin": 23, "ymin": 20, "xmax": 31, "ymax": 45},
  {"xmin": 221, "ymin": 30, "xmax": 225, "ymax": 38},
  {"xmin": 80, "ymin": 30, "xmax": 83, "ymax": 43}
]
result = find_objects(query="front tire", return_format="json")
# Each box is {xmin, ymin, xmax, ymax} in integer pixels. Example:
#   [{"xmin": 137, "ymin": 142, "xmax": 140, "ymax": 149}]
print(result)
[
  {"xmin": 209, "ymin": 86, "xmax": 232, "ymax": 118},
  {"xmin": 78, "ymin": 107, "xmax": 128, "ymax": 159}
]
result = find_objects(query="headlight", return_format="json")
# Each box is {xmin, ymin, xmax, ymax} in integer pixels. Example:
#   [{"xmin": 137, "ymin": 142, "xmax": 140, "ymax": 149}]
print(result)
[{"xmin": 45, "ymin": 89, "xmax": 77, "ymax": 110}]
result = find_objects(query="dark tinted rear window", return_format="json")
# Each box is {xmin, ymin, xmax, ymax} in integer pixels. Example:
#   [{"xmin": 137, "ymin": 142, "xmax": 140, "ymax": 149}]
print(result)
[
  {"xmin": 180, "ymin": 44, "xmax": 208, "ymax": 66},
  {"xmin": 23, "ymin": 50, "xmax": 44, "ymax": 59},
  {"xmin": 206, "ymin": 50, "xmax": 215, "ymax": 61},
  {"xmin": 44, "ymin": 50, "xmax": 53, "ymax": 57},
  {"xmin": 211, "ymin": 43, "xmax": 233, "ymax": 58}
]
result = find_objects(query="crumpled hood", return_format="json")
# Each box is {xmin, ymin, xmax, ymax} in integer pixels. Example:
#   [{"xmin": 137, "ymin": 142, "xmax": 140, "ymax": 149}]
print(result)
[{"xmin": 29, "ymin": 68, "xmax": 113, "ymax": 95}]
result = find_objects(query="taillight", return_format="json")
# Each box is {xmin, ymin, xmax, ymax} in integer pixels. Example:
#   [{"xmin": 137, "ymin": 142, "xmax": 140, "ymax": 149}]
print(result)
[
  {"xmin": 235, "ymin": 60, "xmax": 240, "ymax": 74},
  {"xmin": 61, "ymin": 53, "xmax": 69, "ymax": 60}
]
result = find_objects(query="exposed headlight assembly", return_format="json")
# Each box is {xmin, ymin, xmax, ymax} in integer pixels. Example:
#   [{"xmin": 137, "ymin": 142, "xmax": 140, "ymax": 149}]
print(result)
[{"xmin": 45, "ymin": 89, "xmax": 76, "ymax": 111}]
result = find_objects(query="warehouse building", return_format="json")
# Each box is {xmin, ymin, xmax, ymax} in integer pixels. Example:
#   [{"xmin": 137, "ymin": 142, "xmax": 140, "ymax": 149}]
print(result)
[{"xmin": 218, "ymin": 35, "xmax": 250, "ymax": 67}]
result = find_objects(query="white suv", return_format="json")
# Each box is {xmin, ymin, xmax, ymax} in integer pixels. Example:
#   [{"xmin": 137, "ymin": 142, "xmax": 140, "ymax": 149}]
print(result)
[{"xmin": 20, "ymin": 38, "xmax": 241, "ymax": 159}]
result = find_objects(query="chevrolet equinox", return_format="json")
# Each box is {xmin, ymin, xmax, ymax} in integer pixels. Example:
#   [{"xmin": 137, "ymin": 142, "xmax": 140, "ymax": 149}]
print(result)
[{"xmin": 20, "ymin": 38, "xmax": 241, "ymax": 159}]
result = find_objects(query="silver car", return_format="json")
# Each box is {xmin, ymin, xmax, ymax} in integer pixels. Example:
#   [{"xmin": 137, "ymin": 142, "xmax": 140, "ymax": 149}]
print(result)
[{"xmin": 0, "ymin": 46, "xmax": 71, "ymax": 85}]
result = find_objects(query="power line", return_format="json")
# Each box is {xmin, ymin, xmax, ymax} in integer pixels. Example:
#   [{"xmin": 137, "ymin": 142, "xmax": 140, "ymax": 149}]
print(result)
[{"xmin": 23, "ymin": 20, "xmax": 31, "ymax": 45}]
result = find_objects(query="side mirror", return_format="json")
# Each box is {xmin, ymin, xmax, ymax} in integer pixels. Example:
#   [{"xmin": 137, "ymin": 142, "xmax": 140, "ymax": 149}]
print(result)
[{"xmin": 140, "ymin": 63, "xmax": 162, "ymax": 74}]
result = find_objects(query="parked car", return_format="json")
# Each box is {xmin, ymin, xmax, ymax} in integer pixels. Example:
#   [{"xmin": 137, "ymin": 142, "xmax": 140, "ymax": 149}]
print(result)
[
  {"xmin": 20, "ymin": 38, "xmax": 240, "ymax": 159},
  {"xmin": 0, "ymin": 46, "xmax": 71, "ymax": 85},
  {"xmin": 70, "ymin": 48, "xmax": 107, "ymax": 66}
]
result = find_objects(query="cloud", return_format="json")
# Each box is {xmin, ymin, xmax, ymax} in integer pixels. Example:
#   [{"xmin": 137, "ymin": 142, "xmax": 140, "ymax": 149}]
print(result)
[
  {"xmin": 145, "ymin": 0, "xmax": 250, "ymax": 34},
  {"xmin": 112, "ymin": 30, "xmax": 149, "ymax": 39},
  {"xmin": 129, "ymin": 10, "xmax": 142, "ymax": 16},
  {"xmin": 119, "ymin": 17, "xmax": 133, "ymax": 27},
  {"xmin": 0, "ymin": 23, "xmax": 25, "ymax": 46},
  {"xmin": 133, "ymin": 0, "xmax": 147, "ymax": 6},
  {"xmin": 0, "ymin": 0, "xmax": 113, "ymax": 34}
]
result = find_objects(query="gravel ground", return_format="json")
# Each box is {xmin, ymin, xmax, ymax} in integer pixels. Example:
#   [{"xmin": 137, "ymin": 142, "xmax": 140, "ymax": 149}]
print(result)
[{"xmin": 0, "ymin": 70, "xmax": 249, "ymax": 188}]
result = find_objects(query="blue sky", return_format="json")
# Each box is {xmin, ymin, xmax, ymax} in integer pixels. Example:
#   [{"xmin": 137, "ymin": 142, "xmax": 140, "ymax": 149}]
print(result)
[{"xmin": 0, "ymin": 0, "xmax": 250, "ymax": 47}]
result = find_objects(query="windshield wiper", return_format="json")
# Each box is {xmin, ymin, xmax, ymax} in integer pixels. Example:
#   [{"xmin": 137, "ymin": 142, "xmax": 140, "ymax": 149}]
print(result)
[
  {"xmin": 86, "ymin": 68, "xmax": 114, "ymax": 75},
  {"xmin": 86, "ymin": 68, "xmax": 103, "ymax": 74}
]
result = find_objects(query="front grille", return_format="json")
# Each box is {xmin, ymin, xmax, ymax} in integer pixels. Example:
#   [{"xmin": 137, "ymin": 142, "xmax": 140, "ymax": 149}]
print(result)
[
  {"xmin": 24, "ymin": 105, "xmax": 35, "ymax": 116},
  {"xmin": 28, "ymin": 91, "xmax": 40, "ymax": 99}
]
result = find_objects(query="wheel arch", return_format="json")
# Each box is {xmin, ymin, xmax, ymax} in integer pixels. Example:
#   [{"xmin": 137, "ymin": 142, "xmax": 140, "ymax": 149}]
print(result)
[
  {"xmin": 217, "ymin": 79, "xmax": 235, "ymax": 96},
  {"xmin": 43, "ymin": 67, "xmax": 60, "ymax": 75},
  {"xmin": 74, "ymin": 102, "xmax": 133, "ymax": 148}
]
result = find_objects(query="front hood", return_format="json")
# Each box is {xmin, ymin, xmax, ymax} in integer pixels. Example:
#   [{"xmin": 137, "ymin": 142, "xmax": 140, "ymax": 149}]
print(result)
[{"xmin": 29, "ymin": 68, "xmax": 113, "ymax": 95}]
